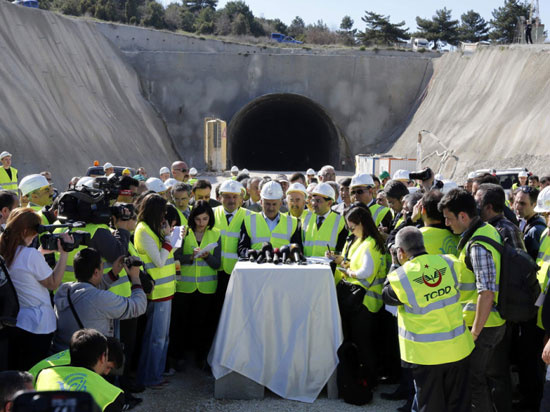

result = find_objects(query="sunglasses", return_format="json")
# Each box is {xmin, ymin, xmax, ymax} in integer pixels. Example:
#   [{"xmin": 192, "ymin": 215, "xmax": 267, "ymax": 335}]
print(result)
[
  {"xmin": 173, "ymin": 168, "xmax": 188, "ymax": 173},
  {"xmin": 350, "ymin": 187, "xmax": 371, "ymax": 196}
]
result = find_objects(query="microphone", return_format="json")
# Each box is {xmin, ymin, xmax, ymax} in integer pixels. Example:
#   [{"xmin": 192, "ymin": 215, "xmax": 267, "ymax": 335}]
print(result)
[
  {"xmin": 289, "ymin": 243, "xmax": 303, "ymax": 264},
  {"xmin": 246, "ymin": 249, "xmax": 258, "ymax": 262},
  {"xmin": 256, "ymin": 249, "xmax": 265, "ymax": 264},
  {"xmin": 262, "ymin": 242, "xmax": 274, "ymax": 263},
  {"xmin": 279, "ymin": 245, "xmax": 290, "ymax": 264},
  {"xmin": 273, "ymin": 248, "xmax": 280, "ymax": 265}
]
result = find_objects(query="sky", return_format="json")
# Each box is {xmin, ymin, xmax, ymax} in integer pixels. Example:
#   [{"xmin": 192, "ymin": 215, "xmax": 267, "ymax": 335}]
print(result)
[{"xmin": 212, "ymin": 0, "xmax": 547, "ymax": 33}]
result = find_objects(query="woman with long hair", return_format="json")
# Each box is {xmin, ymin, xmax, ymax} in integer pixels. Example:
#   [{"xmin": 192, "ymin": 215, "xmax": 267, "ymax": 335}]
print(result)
[
  {"xmin": 0, "ymin": 207, "xmax": 72, "ymax": 370},
  {"xmin": 134, "ymin": 193, "xmax": 176, "ymax": 388}
]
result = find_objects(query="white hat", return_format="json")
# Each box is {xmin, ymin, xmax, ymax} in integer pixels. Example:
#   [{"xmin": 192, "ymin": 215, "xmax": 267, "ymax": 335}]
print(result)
[
  {"xmin": 220, "ymin": 180, "xmax": 243, "ymax": 195},
  {"xmin": 159, "ymin": 167, "xmax": 170, "ymax": 175},
  {"xmin": 231, "ymin": 166, "xmax": 239, "ymax": 173},
  {"xmin": 103, "ymin": 162, "xmax": 113, "ymax": 171},
  {"xmin": 286, "ymin": 183, "xmax": 307, "ymax": 196},
  {"xmin": 0, "ymin": 151, "xmax": 12, "ymax": 159},
  {"xmin": 467, "ymin": 172, "xmax": 477, "ymax": 180},
  {"xmin": 306, "ymin": 168, "xmax": 316, "ymax": 176},
  {"xmin": 260, "ymin": 181, "xmax": 284, "ymax": 200},
  {"xmin": 441, "ymin": 180, "xmax": 458, "ymax": 194},
  {"xmin": 306, "ymin": 183, "xmax": 317, "ymax": 193},
  {"xmin": 242, "ymin": 168, "xmax": 249, "ymax": 175},
  {"xmin": 19, "ymin": 174, "xmax": 49, "ymax": 196},
  {"xmin": 164, "ymin": 178, "xmax": 178, "ymax": 189},
  {"xmin": 518, "ymin": 171, "xmax": 529, "ymax": 178},
  {"xmin": 393, "ymin": 169, "xmax": 410, "ymax": 181},
  {"xmin": 146, "ymin": 177, "xmax": 167, "ymax": 193},
  {"xmin": 350, "ymin": 173, "xmax": 374, "ymax": 187},
  {"xmin": 75, "ymin": 176, "xmax": 95, "ymax": 189},
  {"xmin": 435, "ymin": 173, "xmax": 443, "ymax": 181},
  {"xmin": 408, "ymin": 186, "xmax": 420, "ymax": 194},
  {"xmin": 189, "ymin": 167, "xmax": 198, "ymax": 176},
  {"xmin": 535, "ymin": 186, "xmax": 550, "ymax": 213},
  {"xmin": 311, "ymin": 182, "xmax": 335, "ymax": 201}
]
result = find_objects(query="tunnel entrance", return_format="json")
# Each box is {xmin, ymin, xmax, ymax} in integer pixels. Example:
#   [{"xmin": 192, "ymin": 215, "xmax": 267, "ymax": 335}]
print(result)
[{"xmin": 229, "ymin": 93, "xmax": 340, "ymax": 170}]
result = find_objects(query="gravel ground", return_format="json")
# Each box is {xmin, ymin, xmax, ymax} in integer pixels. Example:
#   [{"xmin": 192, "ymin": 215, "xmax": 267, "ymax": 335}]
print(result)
[{"xmin": 133, "ymin": 366, "xmax": 401, "ymax": 412}]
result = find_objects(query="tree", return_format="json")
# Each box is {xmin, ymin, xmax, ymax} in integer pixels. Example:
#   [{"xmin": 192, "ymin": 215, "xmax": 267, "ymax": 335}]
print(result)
[
  {"xmin": 288, "ymin": 16, "xmax": 305, "ymax": 38},
  {"xmin": 164, "ymin": 3, "xmax": 182, "ymax": 30},
  {"xmin": 340, "ymin": 15, "xmax": 354, "ymax": 31},
  {"xmin": 180, "ymin": 8, "xmax": 196, "ymax": 32},
  {"xmin": 358, "ymin": 11, "xmax": 410, "ymax": 46},
  {"xmin": 125, "ymin": 0, "xmax": 139, "ymax": 24},
  {"xmin": 416, "ymin": 8, "xmax": 459, "ymax": 46},
  {"xmin": 195, "ymin": 7, "xmax": 215, "ymax": 33},
  {"xmin": 142, "ymin": 1, "xmax": 165, "ymax": 29},
  {"xmin": 458, "ymin": 10, "xmax": 489, "ymax": 42},
  {"xmin": 272, "ymin": 18, "xmax": 288, "ymax": 35},
  {"xmin": 338, "ymin": 15, "xmax": 357, "ymax": 46},
  {"xmin": 490, "ymin": 0, "xmax": 530, "ymax": 43},
  {"xmin": 231, "ymin": 13, "xmax": 250, "ymax": 35}
]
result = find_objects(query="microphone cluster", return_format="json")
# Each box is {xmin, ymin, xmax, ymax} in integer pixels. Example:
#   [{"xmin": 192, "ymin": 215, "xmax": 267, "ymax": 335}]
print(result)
[{"xmin": 245, "ymin": 242, "xmax": 306, "ymax": 265}]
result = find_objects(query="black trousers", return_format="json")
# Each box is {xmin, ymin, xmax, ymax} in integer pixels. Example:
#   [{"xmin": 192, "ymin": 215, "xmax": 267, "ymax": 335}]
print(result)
[
  {"xmin": 516, "ymin": 317, "xmax": 545, "ymax": 409},
  {"xmin": 375, "ymin": 309, "xmax": 401, "ymax": 380},
  {"xmin": 8, "ymin": 327, "xmax": 53, "ymax": 371},
  {"xmin": 412, "ymin": 356, "xmax": 471, "ymax": 412},
  {"xmin": 486, "ymin": 321, "xmax": 513, "ymax": 412},
  {"xmin": 119, "ymin": 317, "xmax": 138, "ymax": 382}
]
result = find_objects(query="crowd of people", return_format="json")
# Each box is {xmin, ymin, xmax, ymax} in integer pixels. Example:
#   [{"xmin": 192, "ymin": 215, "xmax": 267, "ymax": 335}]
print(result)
[{"xmin": 0, "ymin": 149, "xmax": 550, "ymax": 412}]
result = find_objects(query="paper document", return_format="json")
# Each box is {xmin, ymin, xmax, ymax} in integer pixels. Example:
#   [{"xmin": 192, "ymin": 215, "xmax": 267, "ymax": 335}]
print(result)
[
  {"xmin": 194, "ymin": 242, "xmax": 218, "ymax": 257},
  {"xmin": 170, "ymin": 226, "xmax": 186, "ymax": 248}
]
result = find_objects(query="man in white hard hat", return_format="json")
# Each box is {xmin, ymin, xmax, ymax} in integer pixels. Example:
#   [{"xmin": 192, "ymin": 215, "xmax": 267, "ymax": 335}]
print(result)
[
  {"xmin": 349, "ymin": 173, "xmax": 392, "ymax": 230},
  {"xmin": 318, "ymin": 165, "xmax": 336, "ymax": 182},
  {"xmin": 103, "ymin": 163, "xmax": 115, "ymax": 177},
  {"xmin": 171, "ymin": 161, "xmax": 190, "ymax": 183},
  {"xmin": 306, "ymin": 168, "xmax": 316, "ymax": 185},
  {"xmin": 19, "ymin": 174, "xmax": 54, "ymax": 227},
  {"xmin": 237, "ymin": 181, "xmax": 302, "ymax": 257},
  {"xmin": 159, "ymin": 167, "xmax": 171, "ymax": 182},
  {"xmin": 302, "ymin": 182, "xmax": 347, "ymax": 257},
  {"xmin": 286, "ymin": 183, "xmax": 309, "ymax": 221},
  {"xmin": 188, "ymin": 168, "xmax": 198, "ymax": 186},
  {"xmin": 0, "ymin": 151, "xmax": 18, "ymax": 193},
  {"xmin": 230, "ymin": 166, "xmax": 239, "ymax": 180}
]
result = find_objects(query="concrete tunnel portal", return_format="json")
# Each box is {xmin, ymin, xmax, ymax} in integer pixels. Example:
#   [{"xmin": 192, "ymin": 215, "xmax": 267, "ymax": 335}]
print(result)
[{"xmin": 229, "ymin": 93, "xmax": 340, "ymax": 171}]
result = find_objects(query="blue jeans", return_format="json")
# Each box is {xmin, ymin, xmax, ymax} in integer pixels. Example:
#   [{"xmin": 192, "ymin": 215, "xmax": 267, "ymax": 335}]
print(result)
[{"xmin": 137, "ymin": 300, "xmax": 172, "ymax": 386}]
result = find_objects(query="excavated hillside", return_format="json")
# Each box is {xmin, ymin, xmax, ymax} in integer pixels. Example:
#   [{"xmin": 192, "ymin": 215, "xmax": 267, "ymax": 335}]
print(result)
[
  {"xmin": 387, "ymin": 45, "xmax": 550, "ymax": 180},
  {"xmin": 0, "ymin": 2, "xmax": 179, "ymax": 185}
]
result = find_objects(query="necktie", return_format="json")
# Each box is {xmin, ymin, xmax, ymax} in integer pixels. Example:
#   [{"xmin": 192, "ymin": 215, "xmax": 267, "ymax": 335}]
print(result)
[
  {"xmin": 317, "ymin": 216, "xmax": 324, "ymax": 230},
  {"xmin": 226, "ymin": 214, "xmax": 233, "ymax": 225}
]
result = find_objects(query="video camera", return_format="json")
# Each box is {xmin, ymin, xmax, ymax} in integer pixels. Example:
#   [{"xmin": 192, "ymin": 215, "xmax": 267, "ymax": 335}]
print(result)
[
  {"xmin": 110, "ymin": 202, "xmax": 135, "ymax": 221},
  {"xmin": 13, "ymin": 391, "xmax": 100, "ymax": 412},
  {"xmin": 408, "ymin": 167, "xmax": 433, "ymax": 182},
  {"xmin": 37, "ymin": 222, "xmax": 91, "ymax": 252}
]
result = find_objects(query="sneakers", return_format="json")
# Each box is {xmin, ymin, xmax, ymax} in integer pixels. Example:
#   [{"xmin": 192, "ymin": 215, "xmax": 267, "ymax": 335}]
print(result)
[{"xmin": 123, "ymin": 392, "xmax": 143, "ymax": 410}]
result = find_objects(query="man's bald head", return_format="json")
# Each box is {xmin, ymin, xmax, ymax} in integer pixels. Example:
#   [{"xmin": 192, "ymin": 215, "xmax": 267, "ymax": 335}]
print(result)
[{"xmin": 171, "ymin": 161, "xmax": 189, "ymax": 182}]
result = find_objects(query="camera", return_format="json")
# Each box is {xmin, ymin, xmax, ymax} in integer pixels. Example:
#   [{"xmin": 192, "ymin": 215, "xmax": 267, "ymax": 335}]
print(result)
[
  {"xmin": 13, "ymin": 391, "xmax": 100, "ymax": 412},
  {"xmin": 409, "ymin": 167, "xmax": 433, "ymax": 182},
  {"xmin": 124, "ymin": 255, "xmax": 143, "ymax": 267},
  {"xmin": 110, "ymin": 203, "xmax": 135, "ymax": 221},
  {"xmin": 93, "ymin": 175, "xmax": 121, "ymax": 202},
  {"xmin": 37, "ymin": 222, "xmax": 91, "ymax": 252}
]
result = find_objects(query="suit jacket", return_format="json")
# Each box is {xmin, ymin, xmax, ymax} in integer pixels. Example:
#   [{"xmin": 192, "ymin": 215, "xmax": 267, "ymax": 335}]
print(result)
[{"xmin": 243, "ymin": 199, "xmax": 262, "ymax": 212}]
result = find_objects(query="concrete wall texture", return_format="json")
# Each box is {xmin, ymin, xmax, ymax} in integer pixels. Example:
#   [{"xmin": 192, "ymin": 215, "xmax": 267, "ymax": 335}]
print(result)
[{"xmin": 96, "ymin": 23, "xmax": 436, "ymax": 170}]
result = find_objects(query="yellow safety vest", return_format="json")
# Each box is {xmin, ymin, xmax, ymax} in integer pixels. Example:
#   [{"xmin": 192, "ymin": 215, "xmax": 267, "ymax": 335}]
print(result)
[
  {"xmin": 387, "ymin": 254, "xmax": 475, "ymax": 365},
  {"xmin": 177, "ymin": 227, "xmax": 220, "ymax": 294},
  {"xmin": 302, "ymin": 211, "xmax": 345, "ymax": 257},
  {"xmin": 345, "ymin": 236, "xmax": 386, "ymax": 313},
  {"xmin": 108, "ymin": 241, "xmax": 141, "ymax": 298},
  {"xmin": 458, "ymin": 223, "xmax": 505, "ymax": 327},
  {"xmin": 173, "ymin": 207, "xmax": 189, "ymax": 227},
  {"xmin": 537, "ymin": 260, "xmax": 550, "ymax": 329},
  {"xmin": 188, "ymin": 178, "xmax": 198, "ymax": 186},
  {"xmin": 214, "ymin": 206, "xmax": 250, "ymax": 274},
  {"xmin": 134, "ymin": 222, "xmax": 176, "ymax": 300},
  {"xmin": 244, "ymin": 213, "xmax": 298, "ymax": 250},
  {"xmin": 54, "ymin": 223, "xmax": 112, "ymax": 284},
  {"xmin": 537, "ymin": 227, "xmax": 550, "ymax": 267},
  {"xmin": 0, "ymin": 167, "xmax": 17, "ymax": 192},
  {"xmin": 35, "ymin": 366, "xmax": 122, "ymax": 412},
  {"xmin": 369, "ymin": 203, "xmax": 390, "ymax": 227},
  {"xmin": 29, "ymin": 350, "xmax": 70, "ymax": 385},
  {"xmin": 420, "ymin": 226, "xmax": 459, "ymax": 256}
]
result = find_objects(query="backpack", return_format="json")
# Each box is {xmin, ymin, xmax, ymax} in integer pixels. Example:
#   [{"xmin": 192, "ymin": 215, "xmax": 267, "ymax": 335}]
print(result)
[
  {"xmin": 467, "ymin": 235, "xmax": 540, "ymax": 323},
  {"xmin": 0, "ymin": 254, "xmax": 19, "ymax": 329},
  {"xmin": 336, "ymin": 342, "xmax": 373, "ymax": 405}
]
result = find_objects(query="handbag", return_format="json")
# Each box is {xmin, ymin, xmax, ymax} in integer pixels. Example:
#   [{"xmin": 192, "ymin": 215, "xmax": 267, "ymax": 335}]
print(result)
[{"xmin": 336, "ymin": 279, "xmax": 366, "ymax": 315}]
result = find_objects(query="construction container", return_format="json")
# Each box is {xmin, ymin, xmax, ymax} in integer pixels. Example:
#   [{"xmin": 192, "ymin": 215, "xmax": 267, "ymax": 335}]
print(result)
[{"xmin": 356, "ymin": 155, "xmax": 417, "ymax": 177}]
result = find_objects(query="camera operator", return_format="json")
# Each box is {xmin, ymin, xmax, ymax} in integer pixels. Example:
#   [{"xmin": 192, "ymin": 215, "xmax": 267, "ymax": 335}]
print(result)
[
  {"xmin": 0, "ymin": 208, "xmax": 73, "ymax": 371},
  {"xmin": 116, "ymin": 176, "xmax": 140, "ymax": 204},
  {"xmin": 409, "ymin": 167, "xmax": 443, "ymax": 193},
  {"xmin": 52, "ymin": 247, "xmax": 146, "ymax": 352}
]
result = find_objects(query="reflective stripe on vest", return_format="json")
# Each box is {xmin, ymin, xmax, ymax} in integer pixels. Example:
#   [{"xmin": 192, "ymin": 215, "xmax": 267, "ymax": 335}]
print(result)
[
  {"xmin": 177, "ymin": 227, "xmax": 220, "ymax": 294},
  {"xmin": 0, "ymin": 167, "xmax": 18, "ymax": 192},
  {"xmin": 108, "ymin": 240, "xmax": 140, "ymax": 298},
  {"xmin": 244, "ymin": 213, "xmax": 297, "ymax": 250},
  {"xmin": 537, "ymin": 261, "xmax": 550, "ymax": 329},
  {"xmin": 369, "ymin": 203, "xmax": 390, "ymax": 227},
  {"xmin": 214, "ymin": 206, "xmax": 250, "ymax": 274},
  {"xmin": 303, "ymin": 212, "xmax": 345, "ymax": 257},
  {"xmin": 134, "ymin": 221, "xmax": 176, "ymax": 300},
  {"xmin": 458, "ymin": 223, "xmax": 504, "ymax": 327},
  {"xmin": 537, "ymin": 228, "xmax": 550, "ymax": 267}
]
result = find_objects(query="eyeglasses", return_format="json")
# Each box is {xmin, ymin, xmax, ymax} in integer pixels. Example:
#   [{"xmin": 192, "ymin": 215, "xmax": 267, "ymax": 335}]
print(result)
[
  {"xmin": 519, "ymin": 186, "xmax": 537, "ymax": 194},
  {"xmin": 350, "ymin": 187, "xmax": 371, "ymax": 195}
]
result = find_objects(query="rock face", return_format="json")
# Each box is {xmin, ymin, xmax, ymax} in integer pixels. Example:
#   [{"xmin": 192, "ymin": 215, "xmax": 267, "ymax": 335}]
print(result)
[
  {"xmin": 387, "ymin": 45, "xmax": 550, "ymax": 179},
  {"xmin": 0, "ymin": 2, "xmax": 179, "ymax": 186}
]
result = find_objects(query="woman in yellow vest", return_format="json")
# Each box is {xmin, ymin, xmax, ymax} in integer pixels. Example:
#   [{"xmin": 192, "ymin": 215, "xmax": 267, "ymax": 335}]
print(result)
[
  {"xmin": 134, "ymin": 194, "xmax": 176, "ymax": 388},
  {"xmin": 327, "ymin": 205, "xmax": 388, "ymax": 389},
  {"xmin": 174, "ymin": 200, "xmax": 221, "ymax": 367}
]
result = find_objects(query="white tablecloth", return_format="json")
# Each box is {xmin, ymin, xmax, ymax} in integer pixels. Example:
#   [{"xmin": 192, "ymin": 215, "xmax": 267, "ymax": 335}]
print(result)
[{"xmin": 209, "ymin": 261, "xmax": 343, "ymax": 403}]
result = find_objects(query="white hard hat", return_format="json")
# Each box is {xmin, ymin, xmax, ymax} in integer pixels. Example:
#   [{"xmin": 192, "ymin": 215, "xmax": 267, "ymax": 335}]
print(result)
[
  {"xmin": 0, "ymin": 151, "xmax": 12, "ymax": 159},
  {"xmin": 518, "ymin": 171, "xmax": 529, "ymax": 178},
  {"xmin": 75, "ymin": 176, "xmax": 95, "ymax": 190},
  {"xmin": 467, "ymin": 172, "xmax": 477, "ymax": 180},
  {"xmin": 189, "ymin": 167, "xmax": 198, "ymax": 176},
  {"xmin": 19, "ymin": 174, "xmax": 49, "ymax": 196},
  {"xmin": 159, "ymin": 166, "xmax": 170, "ymax": 175},
  {"xmin": 164, "ymin": 178, "xmax": 178, "ymax": 189},
  {"xmin": 103, "ymin": 162, "xmax": 113, "ymax": 171},
  {"xmin": 242, "ymin": 168, "xmax": 249, "ymax": 175},
  {"xmin": 350, "ymin": 173, "xmax": 374, "ymax": 187},
  {"xmin": 146, "ymin": 177, "xmax": 167, "ymax": 193},
  {"xmin": 220, "ymin": 180, "xmax": 243, "ymax": 194},
  {"xmin": 435, "ymin": 173, "xmax": 443, "ymax": 181},
  {"xmin": 311, "ymin": 182, "xmax": 335, "ymax": 201},
  {"xmin": 260, "ymin": 181, "xmax": 284, "ymax": 200},
  {"xmin": 408, "ymin": 186, "xmax": 420, "ymax": 194},
  {"xmin": 306, "ymin": 168, "xmax": 316, "ymax": 176},
  {"xmin": 286, "ymin": 183, "xmax": 307, "ymax": 196},
  {"xmin": 393, "ymin": 169, "xmax": 410, "ymax": 181},
  {"xmin": 441, "ymin": 180, "xmax": 458, "ymax": 194},
  {"xmin": 231, "ymin": 166, "xmax": 239, "ymax": 173},
  {"xmin": 535, "ymin": 186, "xmax": 550, "ymax": 213}
]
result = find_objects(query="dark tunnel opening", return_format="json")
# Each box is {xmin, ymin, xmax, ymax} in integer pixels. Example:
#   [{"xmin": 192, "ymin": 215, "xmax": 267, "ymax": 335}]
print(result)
[{"xmin": 229, "ymin": 94, "xmax": 340, "ymax": 171}]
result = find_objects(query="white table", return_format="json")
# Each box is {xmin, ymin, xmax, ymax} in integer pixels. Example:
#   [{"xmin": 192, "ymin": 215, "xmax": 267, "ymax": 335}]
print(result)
[{"xmin": 209, "ymin": 261, "xmax": 343, "ymax": 403}]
